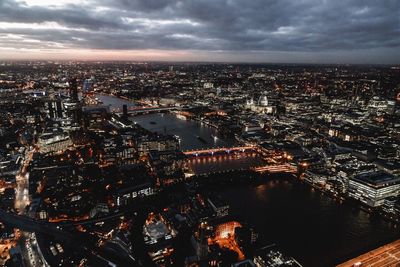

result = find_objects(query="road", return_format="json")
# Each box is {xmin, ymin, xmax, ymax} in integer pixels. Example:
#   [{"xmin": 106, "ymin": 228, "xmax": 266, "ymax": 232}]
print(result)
[
  {"xmin": 14, "ymin": 147, "xmax": 33, "ymax": 214},
  {"xmin": 14, "ymin": 147, "xmax": 49, "ymax": 267}
]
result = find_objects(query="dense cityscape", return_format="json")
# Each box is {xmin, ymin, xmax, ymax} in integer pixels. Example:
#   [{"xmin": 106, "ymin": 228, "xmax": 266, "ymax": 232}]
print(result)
[
  {"xmin": 0, "ymin": 0, "xmax": 399, "ymax": 265},
  {"xmin": 0, "ymin": 61, "xmax": 398, "ymax": 267}
]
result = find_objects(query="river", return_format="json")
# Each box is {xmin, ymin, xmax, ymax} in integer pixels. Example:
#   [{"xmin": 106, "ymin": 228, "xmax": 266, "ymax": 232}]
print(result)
[
  {"xmin": 219, "ymin": 179, "xmax": 400, "ymax": 266},
  {"xmin": 98, "ymin": 94, "xmax": 400, "ymax": 267},
  {"xmin": 79, "ymin": 93, "xmax": 136, "ymax": 109},
  {"xmin": 131, "ymin": 113, "xmax": 235, "ymax": 151}
]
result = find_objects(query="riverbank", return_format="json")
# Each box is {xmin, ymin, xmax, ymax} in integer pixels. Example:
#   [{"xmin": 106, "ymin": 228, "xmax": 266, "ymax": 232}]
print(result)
[
  {"xmin": 95, "ymin": 94, "xmax": 400, "ymax": 267},
  {"xmin": 215, "ymin": 176, "xmax": 400, "ymax": 267},
  {"xmin": 131, "ymin": 113, "xmax": 235, "ymax": 150},
  {"xmin": 301, "ymin": 175, "xmax": 400, "ymax": 225}
]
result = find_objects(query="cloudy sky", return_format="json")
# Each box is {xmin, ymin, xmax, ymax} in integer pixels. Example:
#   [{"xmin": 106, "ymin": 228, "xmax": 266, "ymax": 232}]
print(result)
[{"xmin": 0, "ymin": 0, "xmax": 399, "ymax": 63}]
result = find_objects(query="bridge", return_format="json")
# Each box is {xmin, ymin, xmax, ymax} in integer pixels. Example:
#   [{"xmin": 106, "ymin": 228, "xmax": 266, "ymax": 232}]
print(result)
[
  {"xmin": 183, "ymin": 146, "xmax": 257, "ymax": 157},
  {"xmin": 253, "ymin": 164, "xmax": 298, "ymax": 174}
]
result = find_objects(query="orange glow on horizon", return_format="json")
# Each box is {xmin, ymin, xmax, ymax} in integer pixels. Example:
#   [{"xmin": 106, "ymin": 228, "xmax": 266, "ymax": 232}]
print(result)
[{"xmin": 0, "ymin": 48, "xmax": 200, "ymax": 61}]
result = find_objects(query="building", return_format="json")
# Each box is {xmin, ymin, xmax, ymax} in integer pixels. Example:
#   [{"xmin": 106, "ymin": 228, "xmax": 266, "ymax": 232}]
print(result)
[
  {"xmin": 112, "ymin": 164, "xmax": 155, "ymax": 206},
  {"xmin": 253, "ymin": 245, "xmax": 302, "ymax": 267},
  {"xmin": 135, "ymin": 135, "xmax": 179, "ymax": 155},
  {"xmin": 244, "ymin": 93, "xmax": 276, "ymax": 114},
  {"xmin": 89, "ymin": 203, "xmax": 109, "ymax": 218},
  {"xmin": 382, "ymin": 196, "xmax": 398, "ymax": 214},
  {"xmin": 82, "ymin": 105, "xmax": 110, "ymax": 129},
  {"xmin": 204, "ymin": 82, "xmax": 214, "ymax": 89},
  {"xmin": 64, "ymin": 78, "xmax": 83, "ymax": 126},
  {"xmin": 38, "ymin": 130, "xmax": 72, "ymax": 154},
  {"xmin": 143, "ymin": 213, "xmax": 177, "ymax": 265},
  {"xmin": 207, "ymin": 197, "xmax": 229, "ymax": 218},
  {"xmin": 44, "ymin": 97, "xmax": 65, "ymax": 119},
  {"xmin": 114, "ymin": 184, "xmax": 154, "ymax": 206},
  {"xmin": 348, "ymin": 171, "xmax": 400, "ymax": 207},
  {"xmin": 82, "ymin": 78, "xmax": 94, "ymax": 95}
]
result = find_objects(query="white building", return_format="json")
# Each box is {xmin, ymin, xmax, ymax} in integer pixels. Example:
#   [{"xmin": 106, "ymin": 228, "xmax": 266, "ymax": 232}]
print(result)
[
  {"xmin": 348, "ymin": 171, "xmax": 400, "ymax": 207},
  {"xmin": 244, "ymin": 93, "xmax": 275, "ymax": 114}
]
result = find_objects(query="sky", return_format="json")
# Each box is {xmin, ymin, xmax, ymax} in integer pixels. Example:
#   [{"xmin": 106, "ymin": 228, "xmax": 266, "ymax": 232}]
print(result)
[{"xmin": 0, "ymin": 0, "xmax": 399, "ymax": 64}]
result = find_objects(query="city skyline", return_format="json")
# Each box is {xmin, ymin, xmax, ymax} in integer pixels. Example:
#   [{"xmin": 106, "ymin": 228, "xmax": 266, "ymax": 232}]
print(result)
[
  {"xmin": 0, "ymin": 59, "xmax": 399, "ymax": 267},
  {"xmin": 0, "ymin": 1, "xmax": 400, "ymax": 266},
  {"xmin": 0, "ymin": 0, "xmax": 399, "ymax": 64}
]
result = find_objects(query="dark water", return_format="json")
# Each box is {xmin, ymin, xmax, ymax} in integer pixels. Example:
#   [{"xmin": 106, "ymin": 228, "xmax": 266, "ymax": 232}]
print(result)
[
  {"xmin": 220, "ymin": 180, "xmax": 400, "ymax": 267},
  {"xmin": 131, "ymin": 113, "xmax": 235, "ymax": 151},
  {"xmin": 104, "ymin": 96, "xmax": 400, "ymax": 266},
  {"xmin": 96, "ymin": 94, "xmax": 230, "ymax": 151},
  {"xmin": 80, "ymin": 93, "xmax": 135, "ymax": 109}
]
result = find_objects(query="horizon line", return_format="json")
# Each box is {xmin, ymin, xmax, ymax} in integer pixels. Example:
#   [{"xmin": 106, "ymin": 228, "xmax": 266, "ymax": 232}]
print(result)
[{"xmin": 0, "ymin": 59, "xmax": 398, "ymax": 66}]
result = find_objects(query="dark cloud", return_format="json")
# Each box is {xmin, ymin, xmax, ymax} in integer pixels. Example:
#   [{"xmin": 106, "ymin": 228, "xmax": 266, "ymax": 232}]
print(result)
[{"xmin": 0, "ymin": 0, "xmax": 399, "ymax": 63}]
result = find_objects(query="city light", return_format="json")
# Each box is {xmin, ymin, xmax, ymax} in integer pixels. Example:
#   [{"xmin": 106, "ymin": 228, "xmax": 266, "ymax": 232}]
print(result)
[{"xmin": 0, "ymin": 6, "xmax": 397, "ymax": 264}]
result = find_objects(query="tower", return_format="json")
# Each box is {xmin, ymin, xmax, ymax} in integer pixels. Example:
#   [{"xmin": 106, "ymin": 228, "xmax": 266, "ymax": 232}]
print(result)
[
  {"xmin": 197, "ymin": 221, "xmax": 209, "ymax": 261},
  {"xmin": 69, "ymin": 78, "xmax": 79, "ymax": 102},
  {"xmin": 82, "ymin": 78, "xmax": 94, "ymax": 96},
  {"xmin": 65, "ymin": 78, "xmax": 83, "ymax": 127},
  {"xmin": 56, "ymin": 99, "xmax": 63, "ymax": 118},
  {"xmin": 122, "ymin": 104, "xmax": 128, "ymax": 120},
  {"xmin": 47, "ymin": 101, "xmax": 54, "ymax": 118}
]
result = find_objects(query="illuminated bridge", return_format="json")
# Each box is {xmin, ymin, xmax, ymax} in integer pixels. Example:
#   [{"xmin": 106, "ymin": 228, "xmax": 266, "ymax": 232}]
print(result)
[
  {"xmin": 185, "ymin": 146, "xmax": 265, "ymax": 176},
  {"xmin": 253, "ymin": 164, "xmax": 298, "ymax": 174},
  {"xmin": 183, "ymin": 146, "xmax": 257, "ymax": 157}
]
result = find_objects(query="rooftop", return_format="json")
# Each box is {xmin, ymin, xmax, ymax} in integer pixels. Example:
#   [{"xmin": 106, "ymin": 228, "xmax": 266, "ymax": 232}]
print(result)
[{"xmin": 352, "ymin": 171, "xmax": 400, "ymax": 187}]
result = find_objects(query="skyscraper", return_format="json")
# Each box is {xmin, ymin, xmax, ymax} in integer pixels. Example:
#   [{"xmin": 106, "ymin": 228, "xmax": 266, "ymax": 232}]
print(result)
[
  {"xmin": 69, "ymin": 78, "xmax": 79, "ymax": 102},
  {"xmin": 64, "ymin": 77, "xmax": 83, "ymax": 126}
]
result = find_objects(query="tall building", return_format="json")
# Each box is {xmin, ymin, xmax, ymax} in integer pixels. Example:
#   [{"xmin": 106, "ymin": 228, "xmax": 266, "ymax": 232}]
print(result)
[
  {"xmin": 82, "ymin": 78, "xmax": 94, "ymax": 96},
  {"xmin": 348, "ymin": 171, "xmax": 400, "ymax": 207},
  {"xmin": 197, "ymin": 221, "xmax": 209, "ymax": 261},
  {"xmin": 122, "ymin": 104, "xmax": 128, "ymax": 120},
  {"xmin": 64, "ymin": 78, "xmax": 83, "ymax": 127},
  {"xmin": 45, "ymin": 96, "xmax": 65, "ymax": 119},
  {"xmin": 69, "ymin": 78, "xmax": 79, "ymax": 102}
]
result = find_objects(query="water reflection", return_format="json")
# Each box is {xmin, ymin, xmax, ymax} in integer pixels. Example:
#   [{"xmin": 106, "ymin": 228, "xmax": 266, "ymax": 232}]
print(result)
[
  {"xmin": 220, "ymin": 179, "xmax": 400, "ymax": 267},
  {"xmin": 131, "ymin": 113, "xmax": 236, "ymax": 150},
  {"xmin": 93, "ymin": 94, "xmax": 400, "ymax": 266}
]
